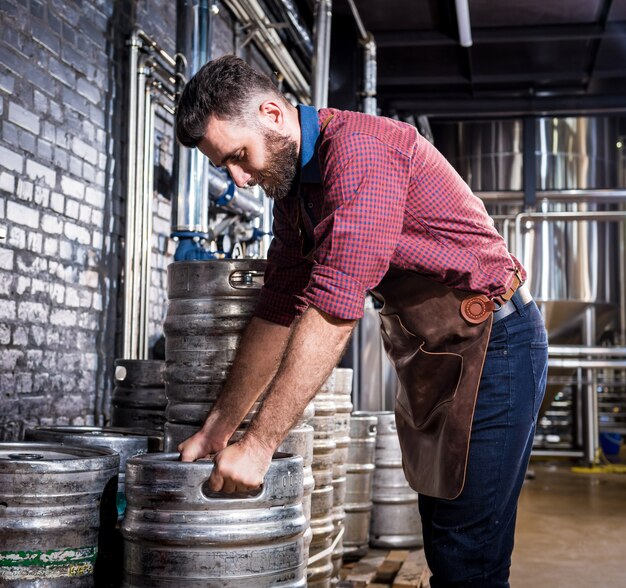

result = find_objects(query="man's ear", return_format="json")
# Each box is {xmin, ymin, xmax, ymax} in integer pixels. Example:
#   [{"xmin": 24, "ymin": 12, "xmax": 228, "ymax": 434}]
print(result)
[{"xmin": 258, "ymin": 99, "xmax": 284, "ymax": 128}]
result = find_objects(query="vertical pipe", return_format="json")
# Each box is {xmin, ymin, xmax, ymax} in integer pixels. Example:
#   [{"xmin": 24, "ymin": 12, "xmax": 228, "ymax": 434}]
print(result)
[
  {"xmin": 173, "ymin": 0, "xmax": 212, "ymax": 236},
  {"xmin": 311, "ymin": 0, "xmax": 332, "ymax": 108},
  {"xmin": 361, "ymin": 34, "xmax": 377, "ymax": 116},
  {"xmin": 582, "ymin": 307, "xmax": 598, "ymax": 465},
  {"xmin": 131, "ymin": 61, "xmax": 148, "ymax": 359},
  {"xmin": 123, "ymin": 36, "xmax": 140, "ymax": 359},
  {"xmin": 616, "ymin": 215, "xmax": 626, "ymax": 346},
  {"xmin": 139, "ymin": 92, "xmax": 156, "ymax": 358}
]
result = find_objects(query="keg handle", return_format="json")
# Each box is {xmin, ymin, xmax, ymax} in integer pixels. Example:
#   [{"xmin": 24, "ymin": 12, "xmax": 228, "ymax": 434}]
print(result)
[
  {"xmin": 369, "ymin": 424, "xmax": 377, "ymax": 435},
  {"xmin": 229, "ymin": 270, "xmax": 264, "ymax": 290},
  {"xmin": 200, "ymin": 479, "xmax": 264, "ymax": 501}
]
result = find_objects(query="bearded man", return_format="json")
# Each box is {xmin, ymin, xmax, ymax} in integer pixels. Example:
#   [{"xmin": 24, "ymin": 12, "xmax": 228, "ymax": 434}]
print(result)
[{"xmin": 175, "ymin": 54, "xmax": 548, "ymax": 588}]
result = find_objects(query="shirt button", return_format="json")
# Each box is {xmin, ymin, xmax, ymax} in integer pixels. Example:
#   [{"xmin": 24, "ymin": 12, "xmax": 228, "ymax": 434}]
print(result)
[{"xmin": 307, "ymin": 202, "xmax": 314, "ymax": 209}]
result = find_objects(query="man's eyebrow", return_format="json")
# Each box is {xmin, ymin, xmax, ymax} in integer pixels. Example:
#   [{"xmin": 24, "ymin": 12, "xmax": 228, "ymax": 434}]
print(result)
[{"xmin": 215, "ymin": 150, "xmax": 239, "ymax": 168}]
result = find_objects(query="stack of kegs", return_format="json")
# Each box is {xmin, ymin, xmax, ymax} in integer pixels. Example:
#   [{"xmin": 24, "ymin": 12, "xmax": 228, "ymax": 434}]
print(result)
[
  {"xmin": 112, "ymin": 359, "xmax": 167, "ymax": 432},
  {"xmin": 24, "ymin": 426, "xmax": 162, "ymax": 519},
  {"xmin": 121, "ymin": 452, "xmax": 309, "ymax": 586},
  {"xmin": 329, "ymin": 368, "xmax": 353, "ymax": 583},
  {"xmin": 0, "ymin": 442, "xmax": 119, "ymax": 586},
  {"xmin": 162, "ymin": 259, "xmax": 266, "ymax": 451},
  {"xmin": 308, "ymin": 378, "xmax": 337, "ymax": 587},
  {"xmin": 369, "ymin": 412, "xmax": 422, "ymax": 548},
  {"xmin": 343, "ymin": 412, "xmax": 377, "ymax": 560}
]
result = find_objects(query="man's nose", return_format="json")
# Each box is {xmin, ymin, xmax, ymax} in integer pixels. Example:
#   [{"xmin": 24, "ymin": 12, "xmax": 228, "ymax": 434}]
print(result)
[{"xmin": 226, "ymin": 165, "xmax": 251, "ymax": 188}]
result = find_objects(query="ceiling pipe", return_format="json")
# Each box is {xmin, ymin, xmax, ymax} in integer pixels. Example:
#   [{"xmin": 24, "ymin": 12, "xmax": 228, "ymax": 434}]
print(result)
[
  {"xmin": 455, "ymin": 0, "xmax": 473, "ymax": 47},
  {"xmin": 222, "ymin": 0, "xmax": 311, "ymax": 101}
]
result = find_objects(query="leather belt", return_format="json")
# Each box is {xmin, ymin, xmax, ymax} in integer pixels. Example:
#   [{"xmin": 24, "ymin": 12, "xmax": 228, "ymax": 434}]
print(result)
[{"xmin": 492, "ymin": 283, "xmax": 533, "ymax": 323}]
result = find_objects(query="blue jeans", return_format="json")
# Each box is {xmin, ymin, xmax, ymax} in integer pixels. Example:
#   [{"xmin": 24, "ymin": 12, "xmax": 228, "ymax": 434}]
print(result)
[{"xmin": 418, "ymin": 293, "xmax": 548, "ymax": 587}]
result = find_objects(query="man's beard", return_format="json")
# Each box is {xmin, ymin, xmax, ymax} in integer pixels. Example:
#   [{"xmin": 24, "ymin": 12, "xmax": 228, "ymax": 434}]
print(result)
[{"xmin": 250, "ymin": 128, "xmax": 298, "ymax": 200}]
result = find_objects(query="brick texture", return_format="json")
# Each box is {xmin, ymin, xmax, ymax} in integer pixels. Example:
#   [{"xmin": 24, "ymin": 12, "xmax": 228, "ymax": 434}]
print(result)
[{"xmin": 0, "ymin": 0, "xmax": 192, "ymax": 438}]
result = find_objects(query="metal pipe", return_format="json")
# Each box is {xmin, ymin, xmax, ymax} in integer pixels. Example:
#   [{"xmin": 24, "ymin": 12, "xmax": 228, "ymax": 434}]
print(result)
[
  {"xmin": 173, "ymin": 0, "xmax": 211, "ymax": 236},
  {"xmin": 478, "ymin": 189, "xmax": 626, "ymax": 203},
  {"xmin": 549, "ymin": 346, "xmax": 626, "ymax": 357},
  {"xmin": 514, "ymin": 210, "xmax": 626, "ymax": 258},
  {"xmin": 122, "ymin": 35, "xmax": 140, "ymax": 359},
  {"xmin": 620, "ymin": 210, "xmax": 626, "ymax": 346},
  {"xmin": 139, "ymin": 96, "xmax": 157, "ymax": 358},
  {"xmin": 531, "ymin": 449, "xmax": 585, "ymax": 458},
  {"xmin": 548, "ymin": 359, "xmax": 626, "ymax": 369},
  {"xmin": 222, "ymin": 0, "xmax": 311, "ymax": 101},
  {"xmin": 583, "ymin": 308, "xmax": 598, "ymax": 466},
  {"xmin": 346, "ymin": 0, "xmax": 367, "ymax": 40},
  {"xmin": 274, "ymin": 0, "xmax": 313, "ymax": 56},
  {"xmin": 311, "ymin": 0, "xmax": 332, "ymax": 108},
  {"xmin": 361, "ymin": 33, "xmax": 377, "ymax": 115},
  {"xmin": 454, "ymin": 0, "xmax": 473, "ymax": 47},
  {"xmin": 208, "ymin": 167, "xmax": 264, "ymax": 219}
]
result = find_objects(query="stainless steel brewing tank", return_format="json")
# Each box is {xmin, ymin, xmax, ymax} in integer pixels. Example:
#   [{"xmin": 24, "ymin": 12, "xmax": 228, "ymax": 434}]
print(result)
[
  {"xmin": 0, "ymin": 442, "xmax": 119, "ymax": 586},
  {"xmin": 121, "ymin": 452, "xmax": 308, "ymax": 587}
]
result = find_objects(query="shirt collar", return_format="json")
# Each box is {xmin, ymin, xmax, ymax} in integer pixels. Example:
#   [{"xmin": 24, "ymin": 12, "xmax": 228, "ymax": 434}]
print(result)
[{"xmin": 298, "ymin": 104, "xmax": 322, "ymax": 184}]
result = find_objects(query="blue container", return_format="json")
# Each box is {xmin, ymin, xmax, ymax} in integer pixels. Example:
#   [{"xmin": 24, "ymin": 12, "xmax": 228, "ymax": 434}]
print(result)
[{"xmin": 599, "ymin": 432, "xmax": 623, "ymax": 456}]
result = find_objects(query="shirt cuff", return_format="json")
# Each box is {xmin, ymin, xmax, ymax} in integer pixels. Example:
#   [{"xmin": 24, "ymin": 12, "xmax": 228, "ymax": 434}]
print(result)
[
  {"xmin": 254, "ymin": 287, "xmax": 299, "ymax": 327},
  {"xmin": 299, "ymin": 264, "xmax": 366, "ymax": 320}
]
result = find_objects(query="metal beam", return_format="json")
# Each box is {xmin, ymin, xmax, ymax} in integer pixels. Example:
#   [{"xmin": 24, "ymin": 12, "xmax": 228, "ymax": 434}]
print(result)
[
  {"xmin": 382, "ymin": 93, "xmax": 626, "ymax": 118},
  {"xmin": 375, "ymin": 21, "xmax": 626, "ymax": 48}
]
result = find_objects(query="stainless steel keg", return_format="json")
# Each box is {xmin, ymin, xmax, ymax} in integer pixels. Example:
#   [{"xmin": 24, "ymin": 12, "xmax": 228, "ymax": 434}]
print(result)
[
  {"xmin": 330, "ymin": 367, "xmax": 353, "ymax": 582},
  {"xmin": 343, "ymin": 413, "xmax": 377, "ymax": 560},
  {"xmin": 121, "ymin": 452, "xmax": 308, "ymax": 587},
  {"xmin": 24, "ymin": 426, "xmax": 162, "ymax": 518},
  {"xmin": 0, "ymin": 442, "xmax": 119, "ymax": 586},
  {"xmin": 369, "ymin": 412, "xmax": 423, "ymax": 548},
  {"xmin": 163, "ymin": 259, "xmax": 266, "ymax": 450},
  {"xmin": 112, "ymin": 359, "xmax": 167, "ymax": 431}
]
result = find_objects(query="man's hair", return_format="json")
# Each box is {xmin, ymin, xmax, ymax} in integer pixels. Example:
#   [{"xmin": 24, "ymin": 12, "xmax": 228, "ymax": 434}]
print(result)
[{"xmin": 175, "ymin": 55, "xmax": 283, "ymax": 147}]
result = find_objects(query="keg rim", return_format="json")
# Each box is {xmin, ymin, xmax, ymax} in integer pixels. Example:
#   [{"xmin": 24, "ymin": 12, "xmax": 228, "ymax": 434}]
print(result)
[{"xmin": 0, "ymin": 442, "xmax": 120, "ymax": 471}]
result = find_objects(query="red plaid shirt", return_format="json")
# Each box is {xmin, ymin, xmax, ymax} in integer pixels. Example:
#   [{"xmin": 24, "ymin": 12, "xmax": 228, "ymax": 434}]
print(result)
[{"xmin": 255, "ymin": 107, "xmax": 525, "ymax": 325}]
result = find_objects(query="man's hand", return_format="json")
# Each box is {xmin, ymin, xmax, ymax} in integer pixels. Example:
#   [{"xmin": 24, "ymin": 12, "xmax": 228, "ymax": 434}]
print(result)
[
  {"xmin": 178, "ymin": 426, "xmax": 228, "ymax": 462},
  {"xmin": 207, "ymin": 433, "xmax": 274, "ymax": 493}
]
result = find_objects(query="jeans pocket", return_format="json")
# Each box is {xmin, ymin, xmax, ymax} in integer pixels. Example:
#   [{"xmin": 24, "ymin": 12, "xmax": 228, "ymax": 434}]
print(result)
[{"xmin": 530, "ymin": 342, "xmax": 548, "ymax": 421}]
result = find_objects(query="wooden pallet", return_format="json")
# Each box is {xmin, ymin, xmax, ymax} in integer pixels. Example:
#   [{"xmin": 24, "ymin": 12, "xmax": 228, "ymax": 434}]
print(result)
[{"xmin": 339, "ymin": 548, "xmax": 431, "ymax": 587}]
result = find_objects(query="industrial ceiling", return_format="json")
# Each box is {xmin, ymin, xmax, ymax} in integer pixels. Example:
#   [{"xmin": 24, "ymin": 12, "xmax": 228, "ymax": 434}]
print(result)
[{"xmin": 297, "ymin": 0, "xmax": 626, "ymax": 118}]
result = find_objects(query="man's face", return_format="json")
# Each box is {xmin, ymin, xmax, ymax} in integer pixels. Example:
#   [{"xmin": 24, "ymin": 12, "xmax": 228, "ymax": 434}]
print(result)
[{"xmin": 198, "ymin": 115, "xmax": 298, "ymax": 200}]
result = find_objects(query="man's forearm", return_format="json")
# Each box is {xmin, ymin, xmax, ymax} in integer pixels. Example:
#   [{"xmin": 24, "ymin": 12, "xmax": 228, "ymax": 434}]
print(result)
[
  {"xmin": 205, "ymin": 315, "xmax": 291, "ymax": 440},
  {"xmin": 245, "ymin": 306, "xmax": 356, "ymax": 452}
]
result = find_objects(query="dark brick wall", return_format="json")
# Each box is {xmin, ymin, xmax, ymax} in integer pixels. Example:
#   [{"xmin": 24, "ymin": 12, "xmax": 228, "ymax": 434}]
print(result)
[
  {"xmin": 0, "ymin": 0, "xmax": 180, "ymax": 438},
  {"xmin": 0, "ymin": 0, "xmax": 277, "ymax": 438}
]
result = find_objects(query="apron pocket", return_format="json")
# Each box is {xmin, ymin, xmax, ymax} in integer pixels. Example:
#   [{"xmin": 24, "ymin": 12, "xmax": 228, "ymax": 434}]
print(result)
[{"xmin": 380, "ymin": 312, "xmax": 463, "ymax": 430}]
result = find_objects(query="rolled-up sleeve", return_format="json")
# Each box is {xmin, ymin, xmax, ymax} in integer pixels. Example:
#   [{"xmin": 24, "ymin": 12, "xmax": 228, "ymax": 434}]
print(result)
[
  {"xmin": 300, "ymin": 133, "xmax": 409, "ymax": 320},
  {"xmin": 254, "ymin": 195, "xmax": 312, "ymax": 326}
]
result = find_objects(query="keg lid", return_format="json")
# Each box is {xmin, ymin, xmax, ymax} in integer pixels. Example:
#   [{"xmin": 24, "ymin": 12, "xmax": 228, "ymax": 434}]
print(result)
[{"xmin": 0, "ymin": 442, "xmax": 119, "ymax": 472}]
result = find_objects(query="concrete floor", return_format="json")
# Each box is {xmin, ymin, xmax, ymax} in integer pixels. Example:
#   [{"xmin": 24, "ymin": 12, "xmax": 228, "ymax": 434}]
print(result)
[{"xmin": 511, "ymin": 457, "xmax": 626, "ymax": 587}]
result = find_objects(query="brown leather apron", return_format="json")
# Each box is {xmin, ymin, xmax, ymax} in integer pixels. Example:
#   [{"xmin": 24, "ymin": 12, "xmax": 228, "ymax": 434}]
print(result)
[{"xmin": 371, "ymin": 268, "xmax": 493, "ymax": 500}]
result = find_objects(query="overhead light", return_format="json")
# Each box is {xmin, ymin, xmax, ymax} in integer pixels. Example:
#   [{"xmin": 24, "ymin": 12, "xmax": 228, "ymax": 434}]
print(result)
[{"xmin": 455, "ymin": 0, "xmax": 473, "ymax": 47}]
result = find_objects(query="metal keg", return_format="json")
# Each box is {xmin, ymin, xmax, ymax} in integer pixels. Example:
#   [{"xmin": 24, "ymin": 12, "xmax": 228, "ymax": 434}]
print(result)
[
  {"xmin": 163, "ymin": 259, "xmax": 266, "ymax": 451},
  {"xmin": 330, "ymin": 368, "xmax": 353, "ymax": 581},
  {"xmin": 369, "ymin": 412, "xmax": 422, "ymax": 548},
  {"xmin": 112, "ymin": 359, "xmax": 167, "ymax": 431},
  {"xmin": 24, "ymin": 426, "xmax": 162, "ymax": 518},
  {"xmin": 309, "ymin": 385, "xmax": 337, "ymax": 587},
  {"xmin": 0, "ymin": 442, "xmax": 119, "ymax": 586},
  {"xmin": 343, "ymin": 413, "xmax": 377, "ymax": 560},
  {"xmin": 121, "ymin": 452, "xmax": 307, "ymax": 587}
]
